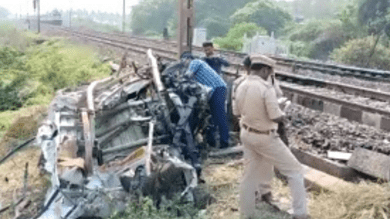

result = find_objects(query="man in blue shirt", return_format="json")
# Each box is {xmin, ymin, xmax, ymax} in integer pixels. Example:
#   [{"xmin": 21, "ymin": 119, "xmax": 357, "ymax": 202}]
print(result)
[
  {"xmin": 202, "ymin": 42, "xmax": 235, "ymax": 134},
  {"xmin": 201, "ymin": 42, "xmax": 230, "ymax": 75},
  {"xmin": 182, "ymin": 52, "xmax": 230, "ymax": 149}
]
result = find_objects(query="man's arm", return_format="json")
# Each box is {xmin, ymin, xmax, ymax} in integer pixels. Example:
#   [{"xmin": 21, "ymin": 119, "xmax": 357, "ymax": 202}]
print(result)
[
  {"xmin": 271, "ymin": 116, "xmax": 285, "ymax": 124},
  {"xmin": 232, "ymin": 77, "xmax": 247, "ymax": 117},
  {"xmin": 264, "ymin": 88, "xmax": 285, "ymax": 123},
  {"xmin": 267, "ymin": 74, "xmax": 283, "ymax": 98},
  {"xmin": 273, "ymin": 78, "xmax": 284, "ymax": 98},
  {"xmin": 218, "ymin": 56, "xmax": 230, "ymax": 67},
  {"xmin": 184, "ymin": 60, "xmax": 201, "ymax": 79}
]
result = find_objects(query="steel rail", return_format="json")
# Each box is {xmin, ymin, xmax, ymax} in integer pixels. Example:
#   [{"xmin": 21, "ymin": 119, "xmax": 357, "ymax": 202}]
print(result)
[
  {"xmin": 43, "ymin": 25, "xmax": 390, "ymax": 130},
  {"xmin": 68, "ymin": 27, "xmax": 390, "ymax": 80},
  {"xmin": 51, "ymin": 26, "xmax": 390, "ymax": 101}
]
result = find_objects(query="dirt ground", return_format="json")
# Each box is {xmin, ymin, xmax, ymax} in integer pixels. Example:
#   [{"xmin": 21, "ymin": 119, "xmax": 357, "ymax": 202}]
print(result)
[
  {"xmin": 0, "ymin": 147, "xmax": 50, "ymax": 219},
  {"xmin": 203, "ymin": 158, "xmax": 295, "ymax": 219}
]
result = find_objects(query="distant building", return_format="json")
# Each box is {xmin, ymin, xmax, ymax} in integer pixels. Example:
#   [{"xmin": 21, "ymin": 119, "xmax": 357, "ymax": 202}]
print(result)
[
  {"xmin": 242, "ymin": 32, "xmax": 288, "ymax": 56},
  {"xmin": 192, "ymin": 28, "xmax": 207, "ymax": 47}
]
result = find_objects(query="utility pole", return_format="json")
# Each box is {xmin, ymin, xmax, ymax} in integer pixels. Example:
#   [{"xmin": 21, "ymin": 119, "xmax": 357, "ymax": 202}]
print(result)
[
  {"xmin": 122, "ymin": 0, "xmax": 125, "ymax": 33},
  {"xmin": 69, "ymin": 0, "xmax": 72, "ymax": 28},
  {"xmin": 177, "ymin": 0, "xmax": 194, "ymax": 58},
  {"xmin": 69, "ymin": 9, "xmax": 72, "ymax": 27},
  {"xmin": 26, "ymin": 0, "xmax": 29, "ymax": 18},
  {"xmin": 37, "ymin": 0, "xmax": 40, "ymax": 33}
]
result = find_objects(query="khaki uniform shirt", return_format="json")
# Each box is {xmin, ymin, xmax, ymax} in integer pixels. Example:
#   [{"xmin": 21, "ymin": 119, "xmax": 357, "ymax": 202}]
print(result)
[
  {"xmin": 232, "ymin": 75, "xmax": 284, "ymax": 131},
  {"xmin": 269, "ymin": 76, "xmax": 283, "ymax": 98},
  {"xmin": 232, "ymin": 74, "xmax": 282, "ymax": 104}
]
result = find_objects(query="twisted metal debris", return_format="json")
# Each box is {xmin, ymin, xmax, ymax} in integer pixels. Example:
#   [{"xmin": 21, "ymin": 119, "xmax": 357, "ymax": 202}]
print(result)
[{"xmin": 35, "ymin": 50, "xmax": 212, "ymax": 218}]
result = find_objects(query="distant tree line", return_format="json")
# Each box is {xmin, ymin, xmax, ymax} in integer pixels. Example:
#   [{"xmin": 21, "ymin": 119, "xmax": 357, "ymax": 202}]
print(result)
[
  {"xmin": 0, "ymin": 7, "xmax": 11, "ymax": 19},
  {"xmin": 56, "ymin": 9, "xmax": 122, "ymax": 32},
  {"xmin": 125, "ymin": 0, "xmax": 390, "ymax": 70}
]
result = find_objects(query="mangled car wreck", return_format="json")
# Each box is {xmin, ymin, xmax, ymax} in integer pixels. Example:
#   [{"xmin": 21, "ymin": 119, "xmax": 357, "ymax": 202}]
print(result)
[{"xmin": 35, "ymin": 50, "xmax": 214, "ymax": 218}]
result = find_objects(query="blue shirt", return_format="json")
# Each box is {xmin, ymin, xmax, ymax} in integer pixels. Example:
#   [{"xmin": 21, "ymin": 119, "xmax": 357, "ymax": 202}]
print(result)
[
  {"xmin": 185, "ymin": 59, "xmax": 226, "ymax": 95},
  {"xmin": 201, "ymin": 55, "xmax": 230, "ymax": 75}
]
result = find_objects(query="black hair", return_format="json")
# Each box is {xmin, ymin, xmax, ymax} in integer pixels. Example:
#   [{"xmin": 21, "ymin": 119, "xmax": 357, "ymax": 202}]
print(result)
[
  {"xmin": 250, "ymin": 63, "xmax": 268, "ymax": 70},
  {"xmin": 202, "ymin": 41, "xmax": 213, "ymax": 47},
  {"xmin": 242, "ymin": 56, "xmax": 251, "ymax": 67}
]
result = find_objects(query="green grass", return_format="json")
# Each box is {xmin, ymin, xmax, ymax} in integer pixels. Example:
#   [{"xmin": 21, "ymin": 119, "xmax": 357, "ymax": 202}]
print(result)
[
  {"xmin": 0, "ymin": 110, "xmax": 15, "ymax": 138},
  {"xmin": 72, "ymin": 18, "xmax": 121, "ymax": 33},
  {"xmin": 0, "ymin": 21, "xmax": 16, "ymax": 35},
  {"xmin": 0, "ymin": 26, "xmax": 111, "ymax": 154},
  {"xmin": 253, "ymin": 203, "xmax": 292, "ymax": 219},
  {"xmin": 110, "ymin": 196, "xmax": 205, "ymax": 219}
]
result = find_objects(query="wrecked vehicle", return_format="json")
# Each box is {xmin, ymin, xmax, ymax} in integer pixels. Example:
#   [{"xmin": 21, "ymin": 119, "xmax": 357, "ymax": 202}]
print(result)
[{"xmin": 35, "ymin": 50, "xmax": 213, "ymax": 218}]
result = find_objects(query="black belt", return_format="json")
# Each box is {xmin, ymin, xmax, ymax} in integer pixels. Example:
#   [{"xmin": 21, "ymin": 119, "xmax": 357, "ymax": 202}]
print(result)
[{"xmin": 242, "ymin": 124, "xmax": 275, "ymax": 135}]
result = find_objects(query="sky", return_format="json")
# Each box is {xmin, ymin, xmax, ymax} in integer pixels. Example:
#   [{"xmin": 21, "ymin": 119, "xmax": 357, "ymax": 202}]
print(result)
[
  {"xmin": 0, "ymin": 0, "xmax": 140, "ymax": 16},
  {"xmin": 1, "ymin": 0, "xmax": 294, "ymax": 16}
]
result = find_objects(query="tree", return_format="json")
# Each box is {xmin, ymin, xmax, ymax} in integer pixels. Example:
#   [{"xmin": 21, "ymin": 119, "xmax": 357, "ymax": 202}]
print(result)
[
  {"xmin": 358, "ymin": 0, "xmax": 389, "ymax": 29},
  {"xmin": 129, "ymin": 0, "xmax": 253, "ymax": 37},
  {"xmin": 285, "ymin": 19, "xmax": 346, "ymax": 60},
  {"xmin": 357, "ymin": 0, "xmax": 390, "ymax": 66},
  {"xmin": 231, "ymin": 0, "xmax": 292, "ymax": 36},
  {"xmin": 0, "ymin": 6, "xmax": 10, "ymax": 19},
  {"xmin": 195, "ymin": 0, "xmax": 253, "ymax": 38},
  {"xmin": 214, "ymin": 22, "xmax": 267, "ymax": 51},
  {"xmin": 292, "ymin": 0, "xmax": 351, "ymax": 20},
  {"xmin": 331, "ymin": 36, "xmax": 390, "ymax": 70},
  {"xmin": 338, "ymin": 2, "xmax": 366, "ymax": 40},
  {"xmin": 196, "ymin": 16, "xmax": 230, "ymax": 40},
  {"xmin": 130, "ymin": 0, "xmax": 176, "ymax": 35}
]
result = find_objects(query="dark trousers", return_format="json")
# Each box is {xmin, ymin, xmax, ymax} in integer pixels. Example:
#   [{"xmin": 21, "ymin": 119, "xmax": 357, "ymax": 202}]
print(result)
[{"xmin": 208, "ymin": 86, "xmax": 229, "ymax": 146}]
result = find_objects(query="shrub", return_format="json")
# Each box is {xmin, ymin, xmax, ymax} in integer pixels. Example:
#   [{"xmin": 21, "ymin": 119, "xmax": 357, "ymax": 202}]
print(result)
[
  {"xmin": 287, "ymin": 41, "xmax": 313, "ymax": 58},
  {"xmin": 197, "ymin": 17, "xmax": 231, "ymax": 39},
  {"xmin": 284, "ymin": 19, "xmax": 346, "ymax": 60},
  {"xmin": 330, "ymin": 36, "xmax": 390, "ymax": 70},
  {"xmin": 231, "ymin": 0, "xmax": 292, "ymax": 36},
  {"xmin": 287, "ymin": 19, "xmax": 331, "ymax": 42},
  {"xmin": 0, "ymin": 47, "xmax": 24, "ymax": 70},
  {"xmin": 214, "ymin": 22, "xmax": 267, "ymax": 51},
  {"xmin": 0, "ymin": 39, "xmax": 110, "ymax": 112},
  {"xmin": 0, "ymin": 80, "xmax": 24, "ymax": 111},
  {"xmin": 25, "ymin": 40, "xmax": 110, "ymax": 91},
  {"xmin": 0, "ymin": 21, "xmax": 38, "ymax": 51},
  {"xmin": 72, "ymin": 18, "xmax": 121, "ymax": 33},
  {"xmin": 0, "ymin": 105, "xmax": 47, "ymax": 156},
  {"xmin": 3, "ymin": 106, "xmax": 46, "ymax": 140},
  {"xmin": 109, "ymin": 196, "xmax": 203, "ymax": 219}
]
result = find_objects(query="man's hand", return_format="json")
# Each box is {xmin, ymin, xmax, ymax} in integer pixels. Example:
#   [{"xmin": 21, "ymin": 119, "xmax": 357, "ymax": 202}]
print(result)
[
  {"xmin": 278, "ymin": 97, "xmax": 291, "ymax": 112},
  {"xmin": 183, "ymin": 71, "xmax": 194, "ymax": 80},
  {"xmin": 272, "ymin": 115, "xmax": 285, "ymax": 124}
]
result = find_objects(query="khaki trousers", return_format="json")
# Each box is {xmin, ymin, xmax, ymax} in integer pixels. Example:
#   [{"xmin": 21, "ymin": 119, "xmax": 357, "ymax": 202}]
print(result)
[{"xmin": 239, "ymin": 128, "xmax": 307, "ymax": 218}]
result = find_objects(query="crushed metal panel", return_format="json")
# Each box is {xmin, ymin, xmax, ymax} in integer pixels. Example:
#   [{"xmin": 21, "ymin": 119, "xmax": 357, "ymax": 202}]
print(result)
[
  {"xmin": 122, "ymin": 79, "xmax": 151, "ymax": 96},
  {"xmin": 34, "ymin": 50, "xmax": 215, "ymax": 218}
]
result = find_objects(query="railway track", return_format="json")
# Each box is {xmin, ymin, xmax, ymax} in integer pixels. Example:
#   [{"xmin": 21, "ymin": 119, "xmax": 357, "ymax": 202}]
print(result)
[
  {"xmin": 73, "ymin": 28, "xmax": 390, "ymax": 82},
  {"xmin": 43, "ymin": 24, "xmax": 390, "ymax": 133},
  {"xmin": 274, "ymin": 56, "xmax": 390, "ymax": 82}
]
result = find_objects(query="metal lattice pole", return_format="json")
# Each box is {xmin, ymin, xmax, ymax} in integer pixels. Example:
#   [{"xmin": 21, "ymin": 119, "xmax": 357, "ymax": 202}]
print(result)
[
  {"xmin": 37, "ymin": 0, "xmax": 40, "ymax": 33},
  {"xmin": 122, "ymin": 0, "xmax": 126, "ymax": 32}
]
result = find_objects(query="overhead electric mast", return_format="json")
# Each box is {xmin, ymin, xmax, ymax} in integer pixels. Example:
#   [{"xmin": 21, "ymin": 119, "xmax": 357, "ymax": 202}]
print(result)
[{"xmin": 177, "ymin": 0, "xmax": 194, "ymax": 58}]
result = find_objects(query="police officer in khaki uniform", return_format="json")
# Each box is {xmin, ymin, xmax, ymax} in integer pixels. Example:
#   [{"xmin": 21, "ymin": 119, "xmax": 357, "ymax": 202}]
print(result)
[
  {"xmin": 232, "ymin": 55, "xmax": 290, "ymax": 212},
  {"xmin": 233, "ymin": 55, "xmax": 309, "ymax": 219}
]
